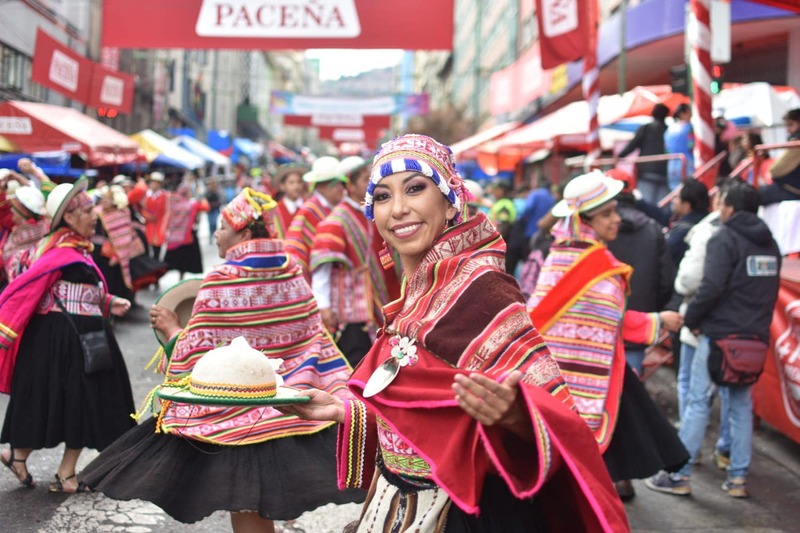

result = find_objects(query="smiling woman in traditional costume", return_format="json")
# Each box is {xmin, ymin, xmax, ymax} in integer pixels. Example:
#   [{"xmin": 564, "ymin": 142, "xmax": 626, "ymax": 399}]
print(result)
[
  {"xmin": 80, "ymin": 188, "xmax": 361, "ymax": 533},
  {"xmin": 283, "ymin": 135, "xmax": 629, "ymax": 532}
]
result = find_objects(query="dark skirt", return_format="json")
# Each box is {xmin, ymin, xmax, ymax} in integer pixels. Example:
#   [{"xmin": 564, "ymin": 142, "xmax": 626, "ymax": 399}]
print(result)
[
  {"xmin": 129, "ymin": 253, "xmax": 168, "ymax": 291},
  {"xmin": 163, "ymin": 231, "xmax": 203, "ymax": 274},
  {"xmin": 603, "ymin": 364, "xmax": 689, "ymax": 480},
  {"xmin": 92, "ymin": 249, "xmax": 135, "ymax": 302},
  {"xmin": 80, "ymin": 418, "xmax": 365, "ymax": 524},
  {"xmin": 1, "ymin": 314, "xmax": 136, "ymax": 451}
]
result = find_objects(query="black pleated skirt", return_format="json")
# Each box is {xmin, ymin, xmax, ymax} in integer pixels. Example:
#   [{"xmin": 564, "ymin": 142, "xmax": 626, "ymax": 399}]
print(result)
[
  {"xmin": 1, "ymin": 314, "xmax": 136, "ymax": 451},
  {"xmin": 163, "ymin": 231, "xmax": 203, "ymax": 274},
  {"xmin": 92, "ymin": 249, "xmax": 135, "ymax": 302},
  {"xmin": 603, "ymin": 364, "xmax": 689, "ymax": 480},
  {"xmin": 80, "ymin": 418, "xmax": 365, "ymax": 523}
]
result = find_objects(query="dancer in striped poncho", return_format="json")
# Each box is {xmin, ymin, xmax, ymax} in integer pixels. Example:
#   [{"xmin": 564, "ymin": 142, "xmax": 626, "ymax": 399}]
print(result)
[
  {"xmin": 528, "ymin": 171, "xmax": 688, "ymax": 501},
  {"xmin": 283, "ymin": 135, "xmax": 629, "ymax": 533},
  {"xmin": 80, "ymin": 188, "xmax": 362, "ymax": 532}
]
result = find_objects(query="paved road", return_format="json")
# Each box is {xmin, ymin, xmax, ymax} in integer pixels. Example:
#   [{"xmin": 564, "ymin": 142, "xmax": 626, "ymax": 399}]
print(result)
[{"xmin": 1, "ymin": 235, "xmax": 799, "ymax": 531}]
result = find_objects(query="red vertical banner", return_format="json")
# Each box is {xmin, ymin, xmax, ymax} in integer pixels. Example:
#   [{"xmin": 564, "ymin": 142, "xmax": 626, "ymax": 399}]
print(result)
[
  {"xmin": 31, "ymin": 29, "xmax": 93, "ymax": 104},
  {"xmin": 535, "ymin": 0, "xmax": 591, "ymax": 70}
]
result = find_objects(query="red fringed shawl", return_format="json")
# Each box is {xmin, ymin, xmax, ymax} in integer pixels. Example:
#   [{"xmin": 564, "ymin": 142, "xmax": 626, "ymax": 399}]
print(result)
[{"xmin": 338, "ymin": 213, "xmax": 629, "ymax": 531}]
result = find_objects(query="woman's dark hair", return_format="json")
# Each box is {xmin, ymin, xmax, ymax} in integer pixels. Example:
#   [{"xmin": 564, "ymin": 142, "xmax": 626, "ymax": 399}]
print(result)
[
  {"xmin": 679, "ymin": 179, "xmax": 710, "ymax": 213},
  {"xmin": 246, "ymin": 219, "xmax": 271, "ymax": 239},
  {"xmin": 673, "ymin": 103, "xmax": 691, "ymax": 120},
  {"xmin": 745, "ymin": 132, "xmax": 770, "ymax": 158},
  {"xmin": 722, "ymin": 180, "xmax": 760, "ymax": 214}
]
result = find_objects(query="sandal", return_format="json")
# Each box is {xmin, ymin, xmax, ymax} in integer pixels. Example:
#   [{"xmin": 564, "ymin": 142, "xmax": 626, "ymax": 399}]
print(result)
[
  {"xmin": 48, "ymin": 473, "xmax": 91, "ymax": 494},
  {"xmin": 1, "ymin": 449, "xmax": 35, "ymax": 488}
]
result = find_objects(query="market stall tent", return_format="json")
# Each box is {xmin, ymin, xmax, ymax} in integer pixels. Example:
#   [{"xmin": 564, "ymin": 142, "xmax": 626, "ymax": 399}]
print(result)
[
  {"xmin": 131, "ymin": 129, "xmax": 205, "ymax": 170},
  {"xmin": 0, "ymin": 101, "xmax": 140, "ymax": 166},
  {"xmin": 172, "ymin": 135, "xmax": 231, "ymax": 175}
]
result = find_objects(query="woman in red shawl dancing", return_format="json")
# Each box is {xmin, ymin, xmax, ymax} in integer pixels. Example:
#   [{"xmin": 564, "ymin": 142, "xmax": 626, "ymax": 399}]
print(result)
[{"xmin": 283, "ymin": 134, "xmax": 629, "ymax": 532}]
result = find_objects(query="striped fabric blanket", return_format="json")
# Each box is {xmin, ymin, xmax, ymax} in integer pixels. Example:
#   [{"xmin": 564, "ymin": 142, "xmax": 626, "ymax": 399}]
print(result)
[{"xmin": 155, "ymin": 238, "xmax": 353, "ymax": 445}]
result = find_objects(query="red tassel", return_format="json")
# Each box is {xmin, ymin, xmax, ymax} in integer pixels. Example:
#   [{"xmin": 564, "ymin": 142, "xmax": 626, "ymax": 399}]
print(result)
[{"xmin": 379, "ymin": 242, "xmax": 395, "ymax": 270}]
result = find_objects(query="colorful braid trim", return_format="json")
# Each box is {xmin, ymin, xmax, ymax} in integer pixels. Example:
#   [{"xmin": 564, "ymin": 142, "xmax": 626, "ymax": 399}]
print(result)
[
  {"xmin": 188, "ymin": 379, "xmax": 277, "ymax": 399},
  {"xmin": 340, "ymin": 398, "xmax": 369, "ymax": 489}
]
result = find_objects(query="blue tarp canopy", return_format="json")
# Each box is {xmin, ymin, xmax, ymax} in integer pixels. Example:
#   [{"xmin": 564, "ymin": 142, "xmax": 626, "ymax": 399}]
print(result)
[
  {"xmin": 0, "ymin": 151, "xmax": 96, "ymax": 179},
  {"xmin": 232, "ymin": 138, "xmax": 263, "ymax": 165}
]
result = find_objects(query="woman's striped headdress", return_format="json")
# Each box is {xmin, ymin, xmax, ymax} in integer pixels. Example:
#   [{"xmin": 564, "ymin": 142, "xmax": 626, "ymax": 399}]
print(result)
[{"xmin": 364, "ymin": 134, "xmax": 467, "ymax": 222}]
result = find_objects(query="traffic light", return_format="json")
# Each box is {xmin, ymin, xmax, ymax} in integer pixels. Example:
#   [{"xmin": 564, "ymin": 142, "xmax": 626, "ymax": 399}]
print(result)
[
  {"xmin": 710, "ymin": 65, "xmax": 724, "ymax": 94},
  {"xmin": 670, "ymin": 64, "xmax": 689, "ymax": 95}
]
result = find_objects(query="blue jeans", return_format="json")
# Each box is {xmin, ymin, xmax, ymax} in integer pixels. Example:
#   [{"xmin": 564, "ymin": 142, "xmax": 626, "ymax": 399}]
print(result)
[
  {"xmin": 678, "ymin": 335, "xmax": 752, "ymax": 479},
  {"xmin": 678, "ymin": 343, "xmax": 731, "ymax": 454}
]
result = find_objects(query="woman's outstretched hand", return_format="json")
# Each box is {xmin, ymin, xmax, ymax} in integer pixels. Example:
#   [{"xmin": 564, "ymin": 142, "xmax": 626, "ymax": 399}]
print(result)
[
  {"xmin": 453, "ymin": 371, "xmax": 532, "ymax": 439},
  {"xmin": 277, "ymin": 389, "xmax": 346, "ymax": 424}
]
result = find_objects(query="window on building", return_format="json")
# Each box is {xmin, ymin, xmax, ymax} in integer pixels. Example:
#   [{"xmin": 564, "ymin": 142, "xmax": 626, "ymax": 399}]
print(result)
[{"xmin": 0, "ymin": 43, "xmax": 47, "ymax": 101}]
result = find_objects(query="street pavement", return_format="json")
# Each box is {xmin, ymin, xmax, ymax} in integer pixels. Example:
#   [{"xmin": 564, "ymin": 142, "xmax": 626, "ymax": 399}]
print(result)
[{"xmin": 1, "ymin": 228, "xmax": 799, "ymax": 532}]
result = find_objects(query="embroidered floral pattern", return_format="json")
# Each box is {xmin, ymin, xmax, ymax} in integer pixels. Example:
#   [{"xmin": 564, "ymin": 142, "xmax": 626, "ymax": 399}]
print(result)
[{"xmin": 389, "ymin": 335, "xmax": 418, "ymax": 367}]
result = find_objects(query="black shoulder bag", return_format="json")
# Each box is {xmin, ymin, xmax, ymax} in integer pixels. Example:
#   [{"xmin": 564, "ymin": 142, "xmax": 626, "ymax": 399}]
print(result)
[{"xmin": 54, "ymin": 297, "xmax": 114, "ymax": 375}]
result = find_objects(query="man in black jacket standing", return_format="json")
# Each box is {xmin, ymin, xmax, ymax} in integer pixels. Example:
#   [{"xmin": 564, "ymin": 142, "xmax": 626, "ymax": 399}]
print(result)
[
  {"xmin": 646, "ymin": 181, "xmax": 780, "ymax": 499},
  {"xmin": 618, "ymin": 103, "xmax": 670, "ymax": 204},
  {"xmin": 607, "ymin": 169, "xmax": 675, "ymax": 375}
]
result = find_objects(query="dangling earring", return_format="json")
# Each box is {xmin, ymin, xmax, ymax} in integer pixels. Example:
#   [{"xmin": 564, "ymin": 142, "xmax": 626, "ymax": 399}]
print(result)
[{"xmin": 379, "ymin": 241, "xmax": 395, "ymax": 270}]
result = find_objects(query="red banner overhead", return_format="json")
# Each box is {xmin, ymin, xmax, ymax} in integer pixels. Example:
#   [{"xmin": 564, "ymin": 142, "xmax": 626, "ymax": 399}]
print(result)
[
  {"xmin": 31, "ymin": 29, "xmax": 93, "ymax": 104},
  {"xmin": 535, "ymin": 0, "xmax": 595, "ymax": 69},
  {"xmin": 88, "ymin": 64, "xmax": 136, "ymax": 114},
  {"xmin": 101, "ymin": 0, "xmax": 454, "ymax": 50},
  {"xmin": 32, "ymin": 29, "xmax": 136, "ymax": 115}
]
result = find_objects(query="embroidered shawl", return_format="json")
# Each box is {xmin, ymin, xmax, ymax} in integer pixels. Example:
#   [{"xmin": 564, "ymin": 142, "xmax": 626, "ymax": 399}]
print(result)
[
  {"xmin": 0, "ymin": 229, "xmax": 110, "ymax": 394},
  {"xmin": 153, "ymin": 238, "xmax": 353, "ymax": 446},
  {"xmin": 527, "ymin": 222, "xmax": 657, "ymax": 451},
  {"xmin": 310, "ymin": 199, "xmax": 400, "ymax": 324},
  {"xmin": 2, "ymin": 218, "xmax": 50, "ymax": 280},
  {"xmin": 284, "ymin": 193, "xmax": 331, "ymax": 278},
  {"xmin": 337, "ymin": 213, "xmax": 628, "ymax": 531},
  {"xmin": 97, "ymin": 207, "xmax": 138, "ymax": 289},
  {"xmin": 165, "ymin": 195, "xmax": 207, "ymax": 250}
]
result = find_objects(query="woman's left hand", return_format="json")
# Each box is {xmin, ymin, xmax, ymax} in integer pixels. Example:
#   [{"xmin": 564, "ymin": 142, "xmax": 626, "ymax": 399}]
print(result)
[
  {"xmin": 150, "ymin": 304, "xmax": 181, "ymax": 339},
  {"xmin": 110, "ymin": 298, "xmax": 131, "ymax": 317},
  {"xmin": 453, "ymin": 371, "xmax": 525, "ymax": 428}
]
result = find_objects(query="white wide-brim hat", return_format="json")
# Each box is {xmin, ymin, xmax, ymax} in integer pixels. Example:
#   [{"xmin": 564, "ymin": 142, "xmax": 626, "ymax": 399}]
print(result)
[
  {"xmin": 12, "ymin": 185, "xmax": 47, "ymax": 216},
  {"xmin": 149, "ymin": 171, "xmax": 165, "ymax": 182},
  {"xmin": 551, "ymin": 170, "xmax": 624, "ymax": 218},
  {"xmin": 337, "ymin": 155, "xmax": 367, "ymax": 177},
  {"xmin": 46, "ymin": 177, "xmax": 89, "ymax": 230},
  {"xmin": 153, "ymin": 278, "xmax": 203, "ymax": 345},
  {"xmin": 303, "ymin": 156, "xmax": 347, "ymax": 184}
]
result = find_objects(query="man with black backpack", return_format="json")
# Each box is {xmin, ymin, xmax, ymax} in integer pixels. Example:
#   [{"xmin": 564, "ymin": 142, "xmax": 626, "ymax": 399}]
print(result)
[{"xmin": 646, "ymin": 180, "xmax": 780, "ymax": 499}]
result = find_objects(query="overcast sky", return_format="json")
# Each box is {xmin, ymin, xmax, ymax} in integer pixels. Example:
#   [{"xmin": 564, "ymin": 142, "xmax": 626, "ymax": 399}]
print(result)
[{"xmin": 305, "ymin": 49, "xmax": 404, "ymax": 80}]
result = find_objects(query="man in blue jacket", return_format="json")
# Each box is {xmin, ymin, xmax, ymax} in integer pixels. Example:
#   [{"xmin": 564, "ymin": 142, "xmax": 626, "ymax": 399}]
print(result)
[{"xmin": 646, "ymin": 180, "xmax": 780, "ymax": 499}]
